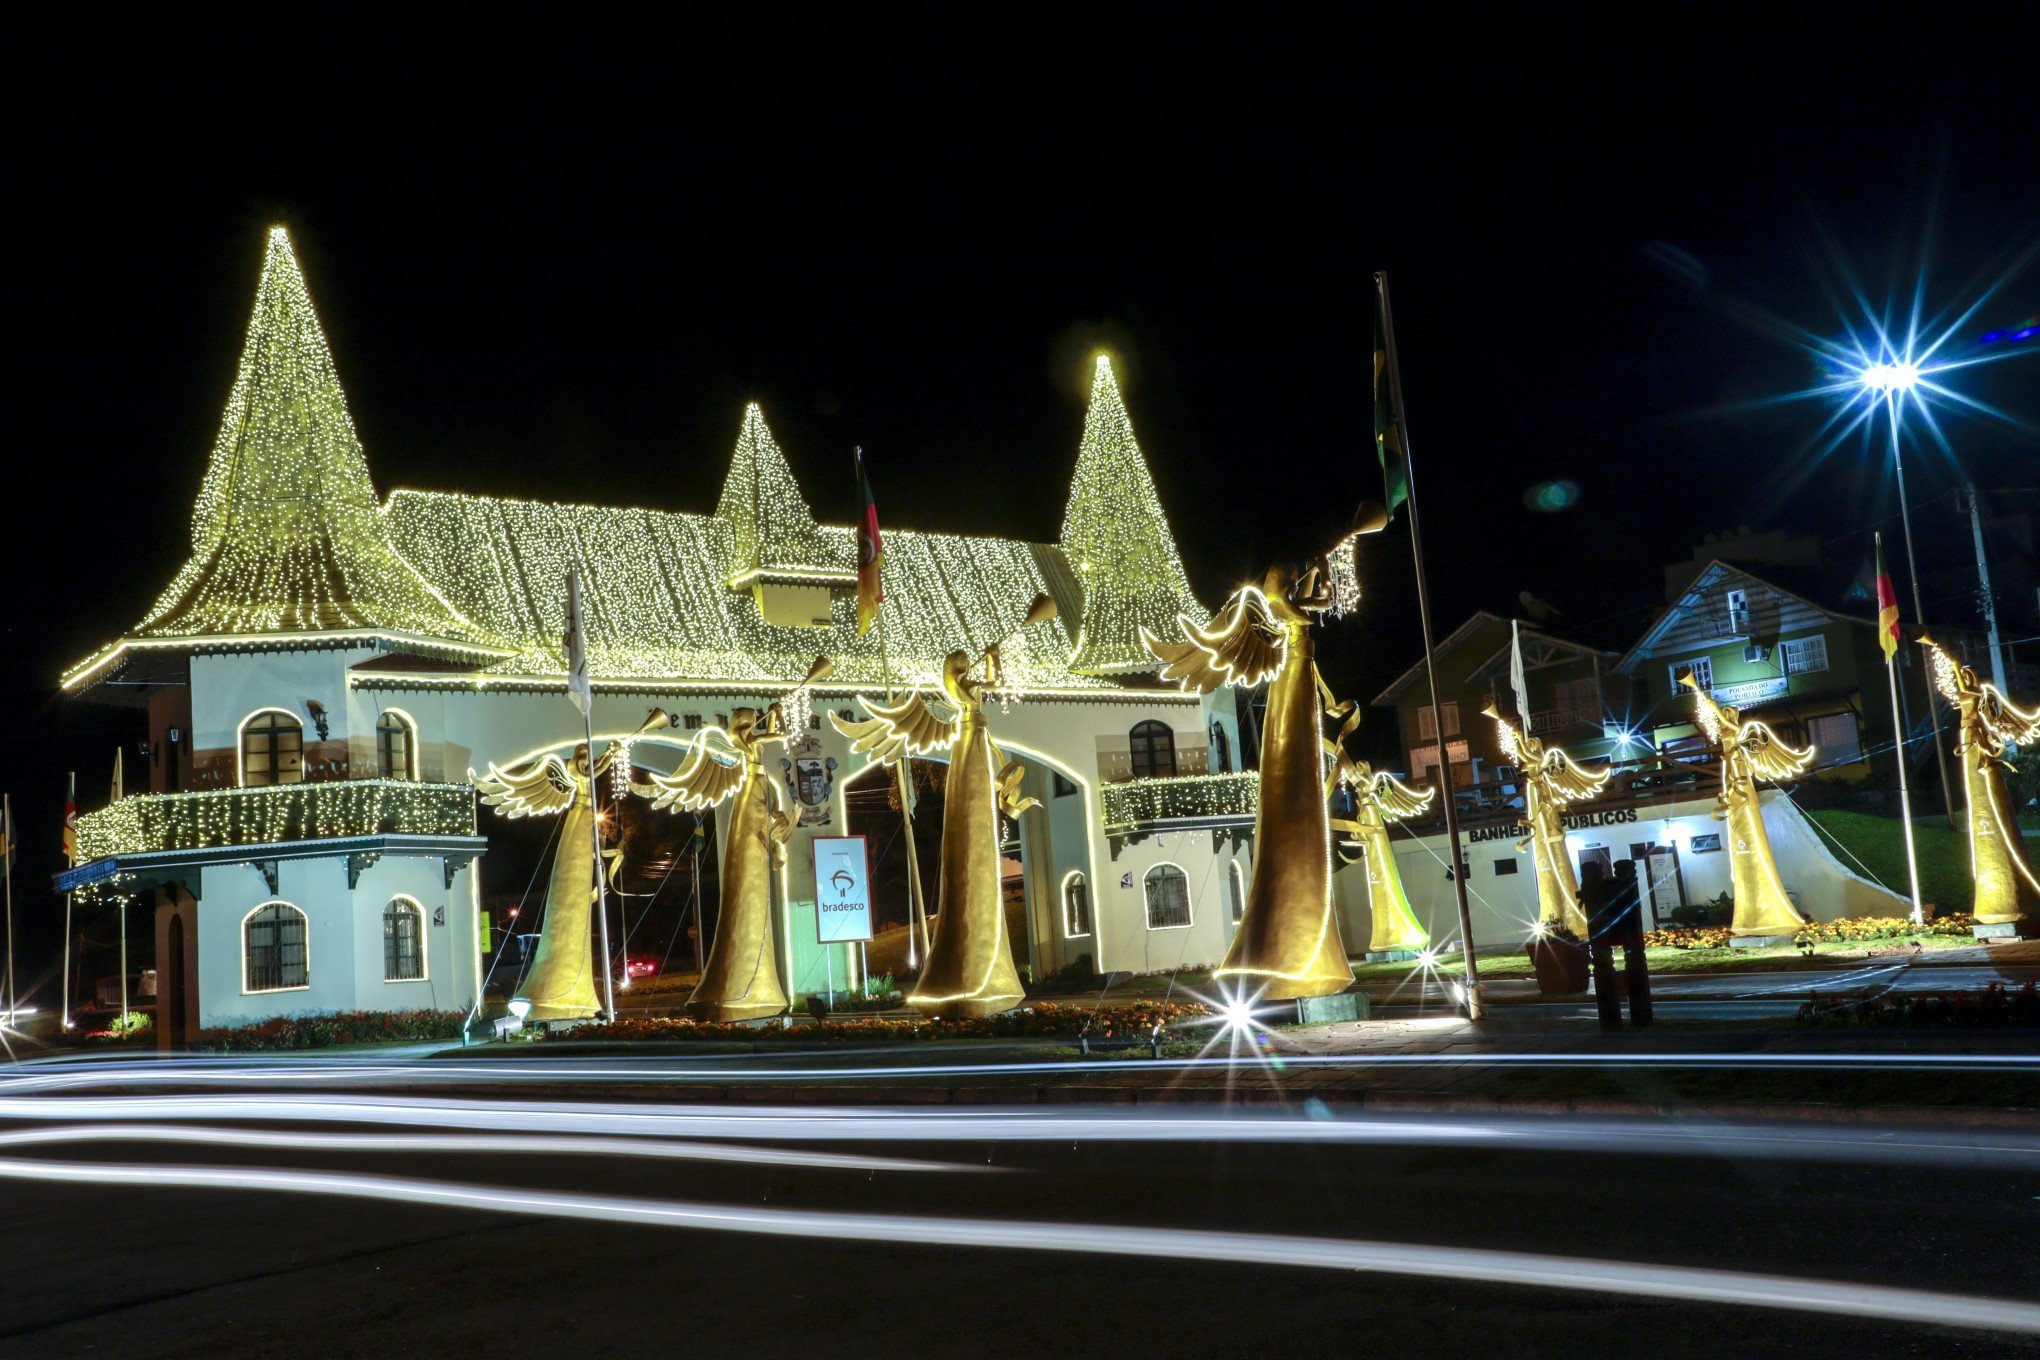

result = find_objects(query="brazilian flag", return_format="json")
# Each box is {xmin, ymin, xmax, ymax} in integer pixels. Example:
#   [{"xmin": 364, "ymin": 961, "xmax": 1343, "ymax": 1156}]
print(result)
[{"xmin": 1373, "ymin": 300, "xmax": 1410, "ymax": 519}]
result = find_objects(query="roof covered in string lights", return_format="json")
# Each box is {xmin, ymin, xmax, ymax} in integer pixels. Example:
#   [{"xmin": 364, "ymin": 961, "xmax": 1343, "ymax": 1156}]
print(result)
[{"xmin": 65, "ymin": 228, "xmax": 1204, "ymax": 698}]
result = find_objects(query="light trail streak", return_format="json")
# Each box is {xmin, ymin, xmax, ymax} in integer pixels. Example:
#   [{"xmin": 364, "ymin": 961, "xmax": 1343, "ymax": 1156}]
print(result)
[
  {"xmin": 5, "ymin": 1046, "xmax": 2040, "ymax": 1097},
  {"xmin": 1, "ymin": 1096, "xmax": 2034, "ymax": 1170},
  {"xmin": 0, "ymin": 1155, "xmax": 2033, "ymax": 1333},
  {"xmin": 0, "ymin": 1124, "xmax": 980, "ymax": 1175}
]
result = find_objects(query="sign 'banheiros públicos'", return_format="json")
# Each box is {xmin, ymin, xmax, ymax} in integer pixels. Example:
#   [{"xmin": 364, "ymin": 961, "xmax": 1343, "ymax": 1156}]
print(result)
[{"xmin": 811, "ymin": 834, "xmax": 873, "ymax": 944}]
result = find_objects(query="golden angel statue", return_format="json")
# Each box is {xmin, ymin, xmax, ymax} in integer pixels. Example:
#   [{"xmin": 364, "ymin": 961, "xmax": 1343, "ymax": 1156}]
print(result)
[
  {"xmin": 1144, "ymin": 540, "xmax": 1371, "ymax": 1000},
  {"xmin": 834, "ymin": 598, "xmax": 1055, "ymax": 1019},
  {"xmin": 1681, "ymin": 671, "xmax": 1817, "ymax": 937},
  {"xmin": 1328, "ymin": 738, "xmax": 1436, "ymax": 955},
  {"xmin": 640, "ymin": 662, "xmax": 830, "ymax": 1022},
  {"xmin": 472, "ymin": 708, "xmax": 672, "ymax": 1022},
  {"xmin": 1481, "ymin": 703, "xmax": 1610, "ymax": 938},
  {"xmin": 1921, "ymin": 639, "xmax": 2040, "ymax": 927}
]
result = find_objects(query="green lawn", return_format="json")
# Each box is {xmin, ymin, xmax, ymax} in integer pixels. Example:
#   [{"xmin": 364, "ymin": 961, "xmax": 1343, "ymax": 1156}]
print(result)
[
  {"xmin": 1349, "ymin": 931, "xmax": 1981, "ymax": 990},
  {"xmin": 1804, "ymin": 808, "xmax": 1977, "ymax": 913}
]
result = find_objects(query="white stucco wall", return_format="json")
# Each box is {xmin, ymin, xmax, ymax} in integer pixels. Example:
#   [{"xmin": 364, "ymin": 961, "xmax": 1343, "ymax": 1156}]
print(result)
[
  {"xmin": 193, "ymin": 854, "xmax": 480, "ymax": 1030},
  {"xmin": 1339, "ymin": 792, "xmax": 1909, "ymax": 952}
]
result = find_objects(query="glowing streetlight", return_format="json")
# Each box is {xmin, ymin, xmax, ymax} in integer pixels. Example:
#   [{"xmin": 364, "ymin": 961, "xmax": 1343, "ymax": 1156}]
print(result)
[{"xmin": 1854, "ymin": 349, "xmax": 1960, "ymax": 829}]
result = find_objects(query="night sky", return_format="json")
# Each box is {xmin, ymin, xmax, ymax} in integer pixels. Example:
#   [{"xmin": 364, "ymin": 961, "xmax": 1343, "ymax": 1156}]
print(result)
[{"xmin": 6, "ymin": 9, "xmax": 2035, "ymax": 978}]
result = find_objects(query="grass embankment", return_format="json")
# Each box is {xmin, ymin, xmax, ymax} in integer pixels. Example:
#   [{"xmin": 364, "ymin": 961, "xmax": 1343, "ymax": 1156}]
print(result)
[{"xmin": 1806, "ymin": 807, "xmax": 2040, "ymax": 915}]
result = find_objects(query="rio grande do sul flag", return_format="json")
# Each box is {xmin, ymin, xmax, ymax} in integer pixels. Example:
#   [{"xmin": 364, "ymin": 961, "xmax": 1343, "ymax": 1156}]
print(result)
[
  {"xmin": 1874, "ymin": 532, "xmax": 1901, "ymax": 660},
  {"xmin": 854, "ymin": 447, "xmax": 884, "ymax": 636}
]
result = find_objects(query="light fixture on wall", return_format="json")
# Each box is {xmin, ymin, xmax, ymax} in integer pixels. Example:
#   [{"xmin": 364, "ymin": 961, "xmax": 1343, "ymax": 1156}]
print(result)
[{"xmin": 304, "ymin": 699, "xmax": 330, "ymax": 742}]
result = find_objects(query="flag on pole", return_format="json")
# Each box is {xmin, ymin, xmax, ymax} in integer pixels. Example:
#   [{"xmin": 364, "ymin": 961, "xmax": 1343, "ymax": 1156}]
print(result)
[
  {"xmin": 564, "ymin": 567, "xmax": 593, "ymax": 717},
  {"xmin": 61, "ymin": 775, "xmax": 77, "ymax": 865},
  {"xmin": 1510, "ymin": 620, "xmax": 1533, "ymax": 724},
  {"xmin": 855, "ymin": 446, "xmax": 885, "ymax": 636},
  {"xmin": 1372, "ymin": 298, "xmax": 1411, "ymax": 519},
  {"xmin": 1874, "ymin": 533, "xmax": 1901, "ymax": 660}
]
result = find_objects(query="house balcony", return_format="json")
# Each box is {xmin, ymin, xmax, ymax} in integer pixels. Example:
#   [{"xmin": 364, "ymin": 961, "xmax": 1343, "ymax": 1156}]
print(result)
[
  {"xmin": 1526, "ymin": 702, "xmax": 1604, "ymax": 735},
  {"xmin": 59, "ymin": 779, "xmax": 485, "ymax": 897},
  {"xmin": 1102, "ymin": 772, "xmax": 1258, "ymax": 834}
]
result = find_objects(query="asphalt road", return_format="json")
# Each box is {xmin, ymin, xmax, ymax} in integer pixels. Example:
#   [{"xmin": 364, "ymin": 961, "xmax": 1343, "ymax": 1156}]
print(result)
[{"xmin": 1, "ymin": 1079, "xmax": 2034, "ymax": 1358}]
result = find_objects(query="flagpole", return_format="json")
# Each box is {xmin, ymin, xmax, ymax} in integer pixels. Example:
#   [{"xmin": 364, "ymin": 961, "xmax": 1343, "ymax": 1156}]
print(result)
[
  {"xmin": 566, "ymin": 568, "xmax": 618, "ymax": 1022},
  {"xmin": 1377, "ymin": 271, "xmax": 1483, "ymax": 1019},
  {"xmin": 861, "ymin": 446, "xmax": 928, "ymax": 968},
  {"xmin": 61, "ymin": 772, "xmax": 75, "ymax": 1030},
  {"xmin": 3, "ymin": 795, "xmax": 13, "ymax": 1025},
  {"xmin": 1878, "ymin": 532, "xmax": 1926, "ymax": 924}
]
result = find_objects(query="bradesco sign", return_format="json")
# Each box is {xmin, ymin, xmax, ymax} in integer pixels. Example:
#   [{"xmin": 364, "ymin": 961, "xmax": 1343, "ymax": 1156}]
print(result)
[{"xmin": 811, "ymin": 835, "xmax": 873, "ymax": 943}]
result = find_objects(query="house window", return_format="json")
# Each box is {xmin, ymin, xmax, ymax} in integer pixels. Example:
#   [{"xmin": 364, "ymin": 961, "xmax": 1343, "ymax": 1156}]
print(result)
[
  {"xmin": 1495, "ymin": 859, "xmax": 1519, "ymax": 876},
  {"xmin": 1062, "ymin": 873, "xmax": 1091, "ymax": 938},
  {"xmin": 1129, "ymin": 721, "xmax": 1177, "ymax": 780},
  {"xmin": 1672, "ymin": 657, "xmax": 1714, "ymax": 695},
  {"xmin": 1052, "ymin": 771, "xmax": 1078, "ymax": 799},
  {"xmin": 1725, "ymin": 588, "xmax": 1751, "ymax": 635},
  {"xmin": 1143, "ymin": 863, "xmax": 1193, "ymax": 930},
  {"xmin": 1806, "ymin": 713, "xmax": 1862, "ymax": 766},
  {"xmin": 244, "ymin": 902, "xmax": 308, "ymax": 992},
  {"xmin": 240, "ymin": 711, "xmax": 304, "ymax": 787},
  {"xmin": 376, "ymin": 711, "xmax": 417, "ymax": 780},
  {"xmin": 384, "ymin": 897, "xmax": 427, "ymax": 981},
  {"xmin": 1227, "ymin": 859, "xmax": 1246, "ymax": 924},
  {"xmin": 1416, "ymin": 701, "xmax": 1462, "ymax": 741},
  {"xmin": 1781, "ymin": 636, "xmax": 1829, "ymax": 677}
]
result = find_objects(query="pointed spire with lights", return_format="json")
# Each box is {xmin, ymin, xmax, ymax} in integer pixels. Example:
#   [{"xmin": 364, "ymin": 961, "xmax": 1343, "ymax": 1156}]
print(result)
[
  {"xmin": 134, "ymin": 227, "xmax": 480, "ymax": 643},
  {"xmin": 713, "ymin": 402, "xmax": 840, "ymax": 583},
  {"xmin": 1060, "ymin": 355, "xmax": 1201, "ymax": 673}
]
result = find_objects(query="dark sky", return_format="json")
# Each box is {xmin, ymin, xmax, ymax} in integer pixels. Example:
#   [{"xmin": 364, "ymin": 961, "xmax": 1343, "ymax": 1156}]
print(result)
[{"xmin": 6, "ymin": 7, "xmax": 2036, "ymax": 978}]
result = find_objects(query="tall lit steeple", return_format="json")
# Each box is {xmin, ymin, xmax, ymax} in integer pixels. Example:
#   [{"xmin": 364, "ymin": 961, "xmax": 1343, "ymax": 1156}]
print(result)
[
  {"xmin": 135, "ymin": 227, "xmax": 480, "ymax": 643},
  {"xmin": 1059, "ymin": 355, "xmax": 1201, "ymax": 673},
  {"xmin": 713, "ymin": 402, "xmax": 842, "ymax": 583}
]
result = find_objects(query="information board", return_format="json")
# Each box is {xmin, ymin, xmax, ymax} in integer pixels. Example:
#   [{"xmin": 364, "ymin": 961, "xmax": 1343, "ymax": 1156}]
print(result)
[{"xmin": 811, "ymin": 835, "xmax": 874, "ymax": 943}]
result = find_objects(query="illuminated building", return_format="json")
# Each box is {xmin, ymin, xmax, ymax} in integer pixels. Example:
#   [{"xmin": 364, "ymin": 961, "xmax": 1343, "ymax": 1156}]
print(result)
[{"xmin": 58, "ymin": 228, "xmax": 1252, "ymax": 1040}]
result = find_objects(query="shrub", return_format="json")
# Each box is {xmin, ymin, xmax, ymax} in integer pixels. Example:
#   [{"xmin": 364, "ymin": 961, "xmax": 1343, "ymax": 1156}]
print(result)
[
  {"xmin": 192, "ymin": 1008, "xmax": 468, "ymax": 1052},
  {"xmin": 567, "ymin": 999, "xmax": 1210, "ymax": 1044},
  {"xmin": 1798, "ymin": 981, "xmax": 2039, "ymax": 1029}
]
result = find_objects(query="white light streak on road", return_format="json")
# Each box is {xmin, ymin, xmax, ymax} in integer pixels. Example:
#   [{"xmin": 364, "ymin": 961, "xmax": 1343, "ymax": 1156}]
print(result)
[{"xmin": 0, "ymin": 1155, "xmax": 2033, "ymax": 1333}]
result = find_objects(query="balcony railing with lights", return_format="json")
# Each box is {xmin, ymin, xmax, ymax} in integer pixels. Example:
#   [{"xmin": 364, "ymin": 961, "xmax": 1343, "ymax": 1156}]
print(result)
[{"xmin": 1102, "ymin": 772, "xmax": 1259, "ymax": 832}]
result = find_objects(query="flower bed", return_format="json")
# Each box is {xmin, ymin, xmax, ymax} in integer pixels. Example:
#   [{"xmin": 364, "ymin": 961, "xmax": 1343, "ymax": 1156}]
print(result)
[
  {"xmin": 1644, "ymin": 915, "xmax": 1977, "ymax": 951},
  {"xmin": 192, "ymin": 1008, "xmax": 469, "ymax": 1052},
  {"xmin": 1798, "ymin": 982, "xmax": 2038, "ymax": 1029},
  {"xmin": 568, "ymin": 999, "xmax": 1209, "ymax": 1044}
]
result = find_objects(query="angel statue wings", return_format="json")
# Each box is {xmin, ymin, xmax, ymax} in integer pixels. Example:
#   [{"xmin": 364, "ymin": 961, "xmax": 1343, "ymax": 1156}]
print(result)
[
  {"xmin": 833, "ymin": 596, "xmax": 1057, "ymax": 1019},
  {"xmin": 638, "ymin": 657, "xmax": 835, "ymax": 1022},
  {"xmin": 1327, "ymin": 732, "xmax": 1437, "ymax": 955},
  {"xmin": 471, "ymin": 708, "xmax": 673, "ymax": 1022},
  {"xmin": 1143, "ymin": 527, "xmax": 1381, "ymax": 1001},
  {"xmin": 1481, "ymin": 703, "xmax": 1610, "ymax": 938},
  {"xmin": 1921, "ymin": 639, "xmax": 2040, "ymax": 927},
  {"xmin": 1681, "ymin": 671, "xmax": 1817, "ymax": 938}
]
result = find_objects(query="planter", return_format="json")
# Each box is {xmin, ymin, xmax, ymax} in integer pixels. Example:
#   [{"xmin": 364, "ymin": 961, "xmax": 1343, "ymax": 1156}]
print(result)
[{"xmin": 1528, "ymin": 935, "xmax": 1591, "ymax": 995}]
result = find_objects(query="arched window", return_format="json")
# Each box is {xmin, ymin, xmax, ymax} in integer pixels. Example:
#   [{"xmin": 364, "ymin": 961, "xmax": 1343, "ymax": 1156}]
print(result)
[
  {"xmin": 383, "ymin": 896, "xmax": 427, "ymax": 981},
  {"xmin": 1227, "ymin": 859, "xmax": 1247, "ymax": 924},
  {"xmin": 243, "ymin": 902, "xmax": 309, "ymax": 992},
  {"xmin": 1062, "ymin": 872, "xmax": 1092, "ymax": 938},
  {"xmin": 1143, "ymin": 863, "xmax": 1192, "ymax": 930},
  {"xmin": 1208, "ymin": 721, "xmax": 1232, "ymax": 774},
  {"xmin": 239, "ymin": 710, "xmax": 304, "ymax": 787},
  {"xmin": 1129, "ymin": 720, "xmax": 1177, "ymax": 780},
  {"xmin": 377, "ymin": 710, "xmax": 418, "ymax": 780}
]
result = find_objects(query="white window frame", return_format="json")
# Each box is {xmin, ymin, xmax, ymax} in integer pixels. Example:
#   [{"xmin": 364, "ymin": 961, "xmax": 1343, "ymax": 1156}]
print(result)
[
  {"xmin": 1060, "ymin": 871, "xmax": 1092, "ymax": 939},
  {"xmin": 375, "ymin": 708, "xmax": 420, "ymax": 781},
  {"xmin": 1780, "ymin": 635, "xmax": 1829, "ymax": 677},
  {"xmin": 237, "ymin": 708, "xmax": 306, "ymax": 787},
  {"xmin": 242, "ymin": 900, "xmax": 310, "ymax": 994},
  {"xmin": 1142, "ymin": 862, "xmax": 1194, "ymax": 931},
  {"xmin": 1672, "ymin": 657, "xmax": 1714, "ymax": 694},
  {"xmin": 1416, "ymin": 701, "xmax": 1461, "ymax": 742},
  {"xmin": 383, "ymin": 895, "xmax": 429, "ymax": 983}
]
